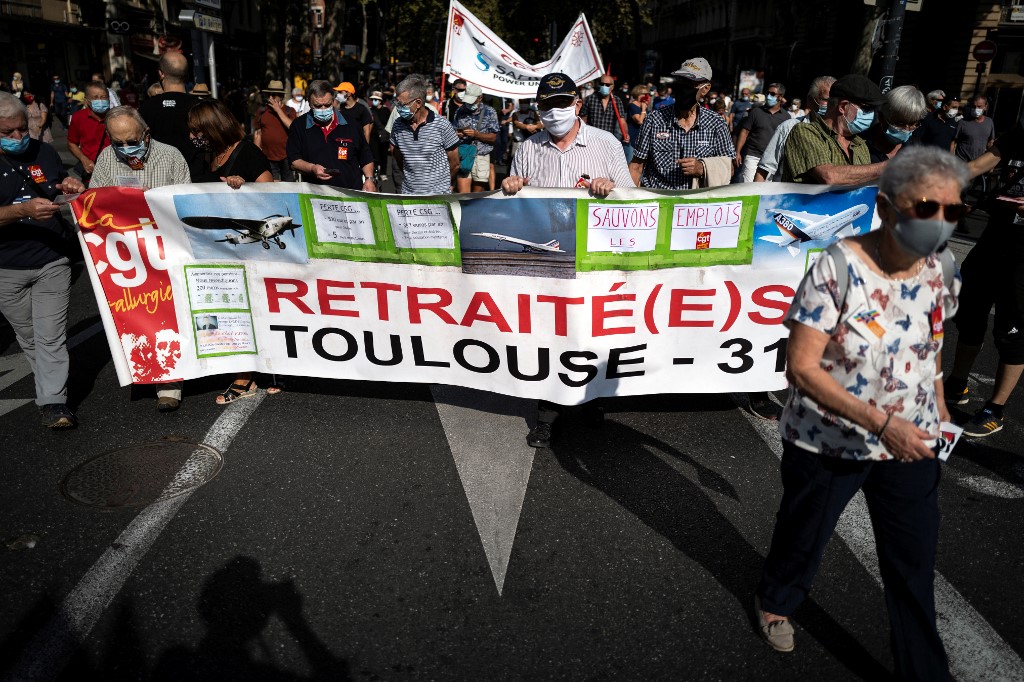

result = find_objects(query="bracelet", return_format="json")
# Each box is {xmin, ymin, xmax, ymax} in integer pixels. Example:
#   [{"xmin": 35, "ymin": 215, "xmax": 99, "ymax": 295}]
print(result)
[
  {"xmin": 876, "ymin": 412, "xmax": 893, "ymax": 439},
  {"xmin": 935, "ymin": 371, "xmax": 944, "ymax": 380}
]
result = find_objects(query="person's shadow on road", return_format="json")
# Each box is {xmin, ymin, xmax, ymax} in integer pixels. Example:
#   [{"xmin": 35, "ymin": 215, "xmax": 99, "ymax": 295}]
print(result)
[
  {"xmin": 153, "ymin": 556, "xmax": 350, "ymax": 681},
  {"xmin": 550, "ymin": 419, "xmax": 893, "ymax": 679}
]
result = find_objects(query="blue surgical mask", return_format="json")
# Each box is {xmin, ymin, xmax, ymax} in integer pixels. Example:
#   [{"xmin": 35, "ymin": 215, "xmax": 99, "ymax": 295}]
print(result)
[
  {"xmin": 1, "ymin": 135, "xmax": 30, "ymax": 154},
  {"xmin": 312, "ymin": 107, "xmax": 334, "ymax": 123},
  {"xmin": 466, "ymin": 102, "xmax": 480, "ymax": 112},
  {"xmin": 90, "ymin": 100, "xmax": 110, "ymax": 114},
  {"xmin": 115, "ymin": 140, "xmax": 149, "ymax": 163},
  {"xmin": 845, "ymin": 106, "xmax": 874, "ymax": 135},
  {"xmin": 934, "ymin": 101, "xmax": 943, "ymax": 110},
  {"xmin": 817, "ymin": 103, "xmax": 828, "ymax": 116},
  {"xmin": 599, "ymin": 85, "xmax": 610, "ymax": 96},
  {"xmin": 765, "ymin": 95, "xmax": 778, "ymax": 107},
  {"xmin": 396, "ymin": 103, "xmax": 413, "ymax": 121},
  {"xmin": 884, "ymin": 125, "xmax": 912, "ymax": 144}
]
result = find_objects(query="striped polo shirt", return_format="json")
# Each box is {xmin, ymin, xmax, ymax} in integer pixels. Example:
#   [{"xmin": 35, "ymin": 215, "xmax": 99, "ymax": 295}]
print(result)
[
  {"xmin": 509, "ymin": 119, "xmax": 635, "ymax": 189},
  {"xmin": 391, "ymin": 110, "xmax": 460, "ymax": 195}
]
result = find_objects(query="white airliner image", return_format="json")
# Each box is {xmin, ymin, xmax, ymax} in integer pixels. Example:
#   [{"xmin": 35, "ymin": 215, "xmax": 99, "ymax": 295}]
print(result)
[
  {"xmin": 471, "ymin": 232, "xmax": 565, "ymax": 253},
  {"xmin": 759, "ymin": 203, "xmax": 870, "ymax": 256},
  {"xmin": 181, "ymin": 213, "xmax": 300, "ymax": 249}
]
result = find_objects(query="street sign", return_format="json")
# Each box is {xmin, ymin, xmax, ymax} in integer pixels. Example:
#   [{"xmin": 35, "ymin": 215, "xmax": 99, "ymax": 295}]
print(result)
[
  {"xmin": 879, "ymin": 75, "xmax": 893, "ymax": 94},
  {"xmin": 178, "ymin": 9, "xmax": 223, "ymax": 34},
  {"xmin": 864, "ymin": 0, "xmax": 922, "ymax": 11},
  {"xmin": 973, "ymin": 40, "xmax": 997, "ymax": 63}
]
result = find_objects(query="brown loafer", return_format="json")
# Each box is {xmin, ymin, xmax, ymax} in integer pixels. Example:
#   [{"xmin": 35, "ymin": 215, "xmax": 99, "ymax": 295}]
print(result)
[{"xmin": 156, "ymin": 396, "xmax": 180, "ymax": 413}]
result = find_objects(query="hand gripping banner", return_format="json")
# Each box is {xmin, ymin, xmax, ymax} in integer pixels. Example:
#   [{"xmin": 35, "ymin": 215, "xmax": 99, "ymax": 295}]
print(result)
[{"xmin": 71, "ymin": 182, "xmax": 880, "ymax": 405}]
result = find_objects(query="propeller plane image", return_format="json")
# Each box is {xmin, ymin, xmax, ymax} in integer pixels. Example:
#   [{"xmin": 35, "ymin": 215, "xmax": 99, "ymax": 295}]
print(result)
[
  {"xmin": 180, "ymin": 214, "xmax": 301, "ymax": 250},
  {"xmin": 759, "ymin": 203, "xmax": 870, "ymax": 256}
]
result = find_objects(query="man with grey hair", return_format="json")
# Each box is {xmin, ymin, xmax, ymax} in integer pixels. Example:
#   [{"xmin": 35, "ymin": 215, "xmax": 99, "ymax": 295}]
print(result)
[
  {"xmin": 0, "ymin": 92, "xmax": 86, "ymax": 428},
  {"xmin": 390, "ymin": 74, "xmax": 460, "ymax": 194},
  {"xmin": 925, "ymin": 89, "xmax": 946, "ymax": 112},
  {"xmin": 735, "ymin": 82, "xmax": 789, "ymax": 182},
  {"xmin": 755, "ymin": 76, "xmax": 836, "ymax": 182},
  {"xmin": 286, "ymin": 80, "xmax": 375, "ymax": 191},
  {"xmin": 90, "ymin": 106, "xmax": 190, "ymax": 191}
]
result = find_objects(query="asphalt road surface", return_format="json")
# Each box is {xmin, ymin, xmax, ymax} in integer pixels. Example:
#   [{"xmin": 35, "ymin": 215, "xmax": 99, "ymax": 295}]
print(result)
[{"xmin": 0, "ymin": 127, "xmax": 1022, "ymax": 681}]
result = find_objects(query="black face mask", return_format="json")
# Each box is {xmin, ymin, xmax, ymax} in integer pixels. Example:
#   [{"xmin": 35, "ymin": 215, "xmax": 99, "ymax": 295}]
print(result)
[{"xmin": 674, "ymin": 86, "xmax": 701, "ymax": 115}]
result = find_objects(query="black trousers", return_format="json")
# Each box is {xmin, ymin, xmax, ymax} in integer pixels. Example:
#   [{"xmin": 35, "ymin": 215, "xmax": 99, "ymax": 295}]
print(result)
[{"xmin": 758, "ymin": 441, "xmax": 949, "ymax": 681}]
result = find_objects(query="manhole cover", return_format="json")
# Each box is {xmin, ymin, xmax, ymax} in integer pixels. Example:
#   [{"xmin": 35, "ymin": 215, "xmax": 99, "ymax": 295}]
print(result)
[{"xmin": 61, "ymin": 440, "xmax": 223, "ymax": 509}]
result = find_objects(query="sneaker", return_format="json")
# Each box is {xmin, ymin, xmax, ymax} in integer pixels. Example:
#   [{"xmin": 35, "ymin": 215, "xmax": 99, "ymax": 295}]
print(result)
[
  {"xmin": 754, "ymin": 595, "xmax": 794, "ymax": 653},
  {"xmin": 526, "ymin": 422, "xmax": 553, "ymax": 448},
  {"xmin": 748, "ymin": 393, "xmax": 781, "ymax": 421},
  {"xmin": 962, "ymin": 407, "xmax": 1004, "ymax": 438},
  {"xmin": 944, "ymin": 383, "xmax": 969, "ymax": 406},
  {"xmin": 40, "ymin": 404, "xmax": 77, "ymax": 429}
]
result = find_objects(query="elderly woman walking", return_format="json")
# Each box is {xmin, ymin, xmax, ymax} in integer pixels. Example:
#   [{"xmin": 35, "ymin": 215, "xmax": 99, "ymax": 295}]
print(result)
[{"xmin": 754, "ymin": 146, "xmax": 967, "ymax": 681}]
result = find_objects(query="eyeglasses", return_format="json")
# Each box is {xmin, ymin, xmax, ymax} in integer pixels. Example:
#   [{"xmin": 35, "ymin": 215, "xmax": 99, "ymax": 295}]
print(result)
[
  {"xmin": 904, "ymin": 197, "xmax": 968, "ymax": 222},
  {"xmin": 396, "ymin": 96, "xmax": 420, "ymax": 107},
  {"xmin": 889, "ymin": 121, "xmax": 920, "ymax": 132}
]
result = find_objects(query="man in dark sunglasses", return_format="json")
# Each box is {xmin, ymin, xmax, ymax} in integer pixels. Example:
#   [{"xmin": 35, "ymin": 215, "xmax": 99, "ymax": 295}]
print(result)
[
  {"xmin": 442, "ymin": 78, "xmax": 468, "ymax": 124},
  {"xmin": 943, "ymin": 125, "xmax": 1024, "ymax": 437}
]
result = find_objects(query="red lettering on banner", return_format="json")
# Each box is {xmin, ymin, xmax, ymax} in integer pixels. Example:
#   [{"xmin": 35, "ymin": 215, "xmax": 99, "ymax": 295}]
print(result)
[
  {"xmin": 748, "ymin": 285, "xmax": 795, "ymax": 325},
  {"xmin": 668, "ymin": 288, "xmax": 715, "ymax": 327},
  {"xmin": 361, "ymin": 281, "xmax": 401, "ymax": 321},
  {"xmin": 592, "ymin": 283, "xmax": 635, "ymax": 336},
  {"xmin": 537, "ymin": 295, "xmax": 585, "ymax": 337},
  {"xmin": 266, "ymin": 278, "xmax": 314, "ymax": 314},
  {"xmin": 317, "ymin": 280, "xmax": 358, "ymax": 317},
  {"xmin": 407, "ymin": 287, "xmax": 457, "ymax": 325},
  {"xmin": 460, "ymin": 292, "xmax": 512, "ymax": 332},
  {"xmin": 517, "ymin": 294, "xmax": 532, "ymax": 333}
]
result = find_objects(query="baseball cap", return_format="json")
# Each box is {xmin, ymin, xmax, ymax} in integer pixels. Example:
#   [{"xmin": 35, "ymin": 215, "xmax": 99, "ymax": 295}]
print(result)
[
  {"xmin": 370, "ymin": 90, "xmax": 383, "ymax": 100},
  {"xmin": 462, "ymin": 83, "xmax": 483, "ymax": 105},
  {"xmin": 333, "ymin": 81, "xmax": 355, "ymax": 94},
  {"xmin": 829, "ymin": 74, "xmax": 885, "ymax": 108},
  {"xmin": 671, "ymin": 58, "xmax": 712, "ymax": 82},
  {"xmin": 537, "ymin": 72, "xmax": 579, "ymax": 102}
]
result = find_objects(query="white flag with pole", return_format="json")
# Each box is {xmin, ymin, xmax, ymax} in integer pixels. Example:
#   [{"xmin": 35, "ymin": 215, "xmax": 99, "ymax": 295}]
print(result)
[{"xmin": 442, "ymin": 0, "xmax": 604, "ymax": 99}]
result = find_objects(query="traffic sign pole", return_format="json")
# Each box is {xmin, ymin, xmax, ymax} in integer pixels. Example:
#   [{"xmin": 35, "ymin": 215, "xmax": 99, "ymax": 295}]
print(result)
[{"xmin": 876, "ymin": 0, "xmax": 907, "ymax": 94}]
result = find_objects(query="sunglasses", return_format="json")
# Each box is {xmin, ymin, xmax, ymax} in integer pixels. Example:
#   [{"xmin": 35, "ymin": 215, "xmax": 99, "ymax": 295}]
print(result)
[{"xmin": 899, "ymin": 197, "xmax": 968, "ymax": 222}]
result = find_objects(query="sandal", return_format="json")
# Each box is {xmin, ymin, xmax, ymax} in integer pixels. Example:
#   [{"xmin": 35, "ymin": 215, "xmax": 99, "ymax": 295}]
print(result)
[{"xmin": 216, "ymin": 379, "xmax": 258, "ymax": 405}]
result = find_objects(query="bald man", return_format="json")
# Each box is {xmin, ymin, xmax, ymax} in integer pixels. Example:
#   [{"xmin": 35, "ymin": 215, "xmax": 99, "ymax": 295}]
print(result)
[{"xmin": 138, "ymin": 52, "xmax": 202, "ymax": 177}]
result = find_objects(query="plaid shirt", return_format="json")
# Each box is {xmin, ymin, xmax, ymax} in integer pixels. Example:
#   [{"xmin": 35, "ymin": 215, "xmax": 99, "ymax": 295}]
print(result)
[
  {"xmin": 89, "ymin": 140, "xmax": 192, "ymax": 189},
  {"xmin": 781, "ymin": 117, "xmax": 869, "ymax": 183},
  {"xmin": 633, "ymin": 105, "xmax": 735, "ymax": 189},
  {"xmin": 580, "ymin": 94, "xmax": 627, "ymax": 141}
]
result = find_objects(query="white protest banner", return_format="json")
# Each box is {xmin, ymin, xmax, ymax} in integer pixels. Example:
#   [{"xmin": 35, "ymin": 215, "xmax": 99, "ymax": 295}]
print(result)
[
  {"xmin": 70, "ymin": 182, "xmax": 880, "ymax": 405},
  {"xmin": 443, "ymin": 0, "xmax": 603, "ymax": 98}
]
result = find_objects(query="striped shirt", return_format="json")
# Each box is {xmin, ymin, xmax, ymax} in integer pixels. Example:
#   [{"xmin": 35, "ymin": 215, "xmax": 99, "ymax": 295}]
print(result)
[
  {"xmin": 633, "ymin": 105, "xmax": 734, "ymax": 189},
  {"xmin": 89, "ymin": 140, "xmax": 191, "ymax": 189},
  {"xmin": 391, "ymin": 110, "xmax": 460, "ymax": 195},
  {"xmin": 782, "ymin": 117, "xmax": 870, "ymax": 183},
  {"xmin": 509, "ymin": 119, "xmax": 635, "ymax": 189}
]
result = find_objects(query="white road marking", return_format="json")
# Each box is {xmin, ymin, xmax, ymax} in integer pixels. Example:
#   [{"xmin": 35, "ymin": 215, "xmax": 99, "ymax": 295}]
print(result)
[
  {"xmin": 734, "ymin": 395, "xmax": 1024, "ymax": 681},
  {"xmin": 6, "ymin": 392, "xmax": 266, "ymax": 682},
  {"xmin": 431, "ymin": 385, "xmax": 535, "ymax": 596}
]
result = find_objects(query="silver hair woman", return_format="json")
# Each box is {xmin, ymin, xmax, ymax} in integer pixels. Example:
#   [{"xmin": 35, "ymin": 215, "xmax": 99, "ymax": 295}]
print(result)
[
  {"xmin": 867, "ymin": 85, "xmax": 928, "ymax": 161},
  {"xmin": 754, "ymin": 146, "xmax": 967, "ymax": 680}
]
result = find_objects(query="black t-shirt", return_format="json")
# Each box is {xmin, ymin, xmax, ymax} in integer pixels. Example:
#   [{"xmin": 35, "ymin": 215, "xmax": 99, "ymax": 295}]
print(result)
[
  {"xmin": 0, "ymin": 140, "xmax": 72, "ymax": 269},
  {"xmin": 910, "ymin": 109, "xmax": 958, "ymax": 151},
  {"xmin": 741, "ymin": 106, "xmax": 792, "ymax": 156},
  {"xmin": 139, "ymin": 92, "xmax": 202, "ymax": 176},
  {"xmin": 192, "ymin": 139, "xmax": 271, "ymax": 184},
  {"xmin": 343, "ymin": 102, "xmax": 373, "ymax": 136}
]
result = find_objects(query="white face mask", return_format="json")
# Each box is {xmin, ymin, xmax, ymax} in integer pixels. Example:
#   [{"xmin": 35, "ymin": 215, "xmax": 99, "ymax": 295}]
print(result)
[
  {"xmin": 539, "ymin": 104, "xmax": 577, "ymax": 138},
  {"xmin": 337, "ymin": 92, "xmax": 348, "ymax": 104},
  {"xmin": 946, "ymin": 108, "xmax": 958, "ymax": 118},
  {"xmin": 295, "ymin": 95, "xmax": 304, "ymax": 102},
  {"xmin": 974, "ymin": 107, "xmax": 984, "ymax": 117}
]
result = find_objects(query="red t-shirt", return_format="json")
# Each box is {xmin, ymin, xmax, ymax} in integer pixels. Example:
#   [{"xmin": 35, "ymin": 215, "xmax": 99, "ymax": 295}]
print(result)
[
  {"xmin": 67, "ymin": 109, "xmax": 110, "ymax": 162},
  {"xmin": 255, "ymin": 106, "xmax": 296, "ymax": 162}
]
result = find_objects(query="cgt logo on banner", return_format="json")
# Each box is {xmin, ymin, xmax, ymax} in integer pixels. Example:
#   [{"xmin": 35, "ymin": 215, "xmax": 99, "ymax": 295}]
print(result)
[
  {"xmin": 443, "ymin": 0, "xmax": 603, "ymax": 97},
  {"xmin": 70, "ymin": 182, "xmax": 880, "ymax": 403},
  {"xmin": 75, "ymin": 187, "xmax": 182, "ymax": 384}
]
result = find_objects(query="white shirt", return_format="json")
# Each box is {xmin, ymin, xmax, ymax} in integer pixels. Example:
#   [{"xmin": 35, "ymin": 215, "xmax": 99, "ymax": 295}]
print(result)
[
  {"xmin": 286, "ymin": 97, "xmax": 310, "ymax": 115},
  {"xmin": 509, "ymin": 120, "xmax": 635, "ymax": 189}
]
